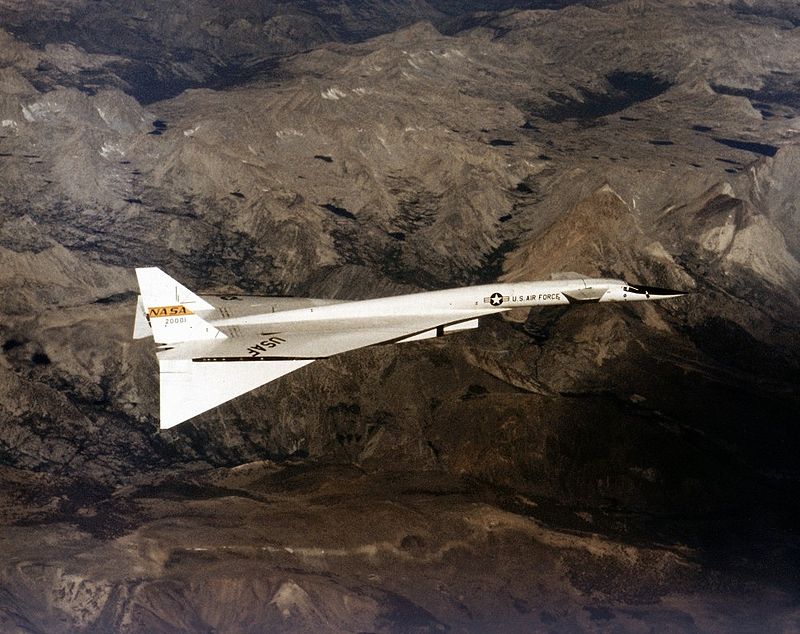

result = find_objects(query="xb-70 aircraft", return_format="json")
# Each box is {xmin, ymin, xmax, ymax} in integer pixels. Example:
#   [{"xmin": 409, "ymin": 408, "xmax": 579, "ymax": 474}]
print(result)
[{"xmin": 134, "ymin": 268, "xmax": 686, "ymax": 429}]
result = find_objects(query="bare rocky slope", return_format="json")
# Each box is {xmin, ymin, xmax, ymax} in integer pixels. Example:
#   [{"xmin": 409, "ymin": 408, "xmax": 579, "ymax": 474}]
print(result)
[{"xmin": 0, "ymin": 0, "xmax": 799, "ymax": 631}]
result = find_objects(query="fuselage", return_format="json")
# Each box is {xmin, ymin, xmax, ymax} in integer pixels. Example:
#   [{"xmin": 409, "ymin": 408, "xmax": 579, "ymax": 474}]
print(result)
[{"xmin": 209, "ymin": 277, "xmax": 632, "ymax": 329}]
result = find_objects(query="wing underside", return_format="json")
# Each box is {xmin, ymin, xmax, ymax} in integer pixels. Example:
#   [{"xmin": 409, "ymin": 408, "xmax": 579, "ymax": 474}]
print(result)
[{"xmin": 157, "ymin": 310, "xmax": 494, "ymax": 429}]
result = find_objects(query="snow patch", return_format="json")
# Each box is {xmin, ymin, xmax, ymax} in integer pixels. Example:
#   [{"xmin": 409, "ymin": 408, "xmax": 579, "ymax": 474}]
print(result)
[
  {"xmin": 276, "ymin": 128, "xmax": 304, "ymax": 139},
  {"xmin": 99, "ymin": 142, "xmax": 124, "ymax": 158},
  {"xmin": 1, "ymin": 119, "xmax": 17, "ymax": 129},
  {"xmin": 95, "ymin": 106, "xmax": 111, "ymax": 126},
  {"xmin": 183, "ymin": 125, "xmax": 200, "ymax": 137},
  {"xmin": 22, "ymin": 100, "xmax": 65, "ymax": 122},
  {"xmin": 429, "ymin": 48, "xmax": 466, "ymax": 60},
  {"xmin": 321, "ymin": 87, "xmax": 347, "ymax": 100}
]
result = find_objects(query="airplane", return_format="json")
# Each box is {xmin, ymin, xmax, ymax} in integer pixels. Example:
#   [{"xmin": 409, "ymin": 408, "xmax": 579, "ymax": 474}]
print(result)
[{"xmin": 133, "ymin": 267, "xmax": 687, "ymax": 429}]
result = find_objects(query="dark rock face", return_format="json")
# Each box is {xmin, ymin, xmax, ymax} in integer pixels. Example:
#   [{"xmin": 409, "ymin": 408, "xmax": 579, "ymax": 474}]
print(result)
[{"xmin": 0, "ymin": 0, "xmax": 799, "ymax": 631}]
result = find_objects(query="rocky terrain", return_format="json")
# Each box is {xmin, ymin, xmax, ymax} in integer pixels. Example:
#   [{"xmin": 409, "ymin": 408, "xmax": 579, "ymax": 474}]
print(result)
[{"xmin": 0, "ymin": 0, "xmax": 799, "ymax": 631}]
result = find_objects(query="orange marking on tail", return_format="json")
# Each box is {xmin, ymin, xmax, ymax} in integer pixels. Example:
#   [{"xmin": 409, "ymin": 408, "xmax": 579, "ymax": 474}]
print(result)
[{"xmin": 147, "ymin": 305, "xmax": 194, "ymax": 318}]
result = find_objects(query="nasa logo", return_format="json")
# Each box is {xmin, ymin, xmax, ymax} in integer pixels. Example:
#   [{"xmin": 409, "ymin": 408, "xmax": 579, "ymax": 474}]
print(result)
[{"xmin": 147, "ymin": 305, "xmax": 193, "ymax": 318}]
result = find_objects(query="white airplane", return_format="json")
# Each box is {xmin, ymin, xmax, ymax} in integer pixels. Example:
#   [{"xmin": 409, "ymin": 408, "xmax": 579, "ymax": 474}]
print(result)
[{"xmin": 134, "ymin": 267, "xmax": 686, "ymax": 429}]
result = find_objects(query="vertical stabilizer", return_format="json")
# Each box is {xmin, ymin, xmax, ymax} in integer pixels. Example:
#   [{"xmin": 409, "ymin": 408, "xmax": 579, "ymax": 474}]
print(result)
[
  {"xmin": 136, "ymin": 267, "xmax": 214, "ymax": 311},
  {"xmin": 135, "ymin": 268, "xmax": 226, "ymax": 344}
]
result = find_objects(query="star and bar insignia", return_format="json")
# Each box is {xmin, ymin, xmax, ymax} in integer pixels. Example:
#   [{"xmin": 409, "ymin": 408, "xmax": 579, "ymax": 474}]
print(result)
[{"xmin": 484, "ymin": 292, "xmax": 507, "ymax": 306}]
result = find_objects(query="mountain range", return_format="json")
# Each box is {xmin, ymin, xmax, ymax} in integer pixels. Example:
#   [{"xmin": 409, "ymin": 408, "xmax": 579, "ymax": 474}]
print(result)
[{"xmin": 0, "ymin": 0, "xmax": 798, "ymax": 631}]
